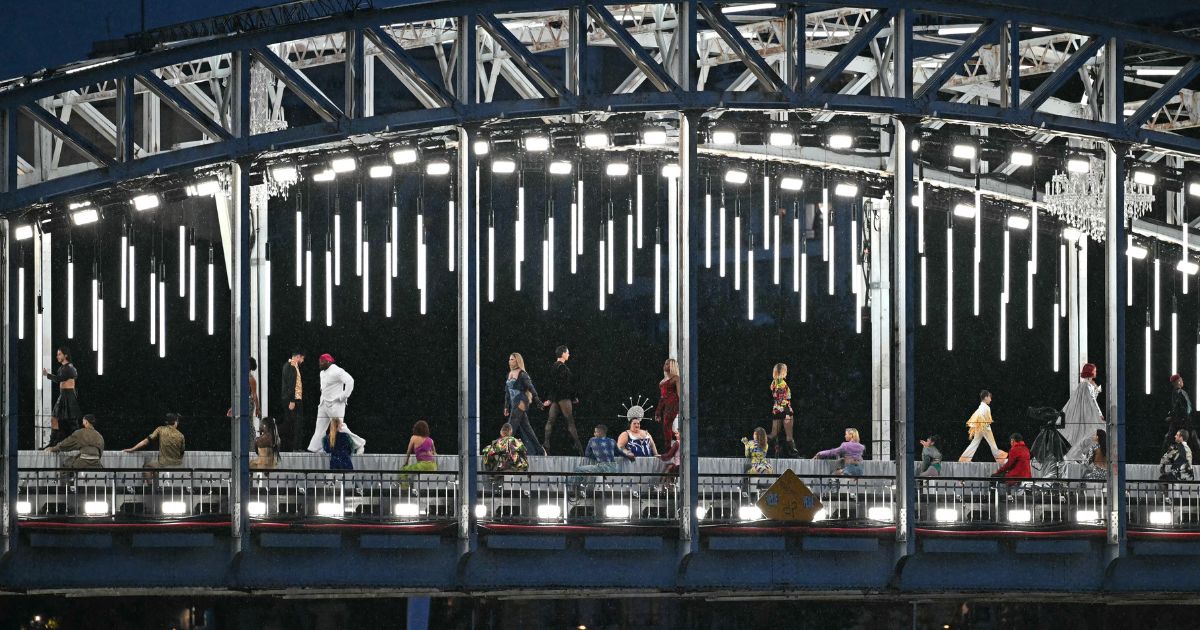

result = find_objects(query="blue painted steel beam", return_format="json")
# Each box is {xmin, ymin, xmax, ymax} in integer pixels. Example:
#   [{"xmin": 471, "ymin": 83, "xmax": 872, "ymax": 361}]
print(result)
[
  {"xmin": 135, "ymin": 71, "xmax": 233, "ymax": 141},
  {"xmin": 251, "ymin": 46, "xmax": 346, "ymax": 123},
  {"xmin": 1125, "ymin": 57, "xmax": 1200, "ymax": 130},
  {"xmin": 588, "ymin": 4, "xmax": 683, "ymax": 95},
  {"xmin": 697, "ymin": 0, "xmax": 792, "ymax": 95},
  {"xmin": 913, "ymin": 20, "xmax": 1001, "ymax": 102},
  {"xmin": 364, "ymin": 26, "xmax": 459, "ymax": 110},
  {"xmin": 1021, "ymin": 36, "xmax": 1104, "ymax": 113},
  {"xmin": 18, "ymin": 102, "xmax": 116, "ymax": 169},
  {"xmin": 807, "ymin": 8, "xmax": 896, "ymax": 95}
]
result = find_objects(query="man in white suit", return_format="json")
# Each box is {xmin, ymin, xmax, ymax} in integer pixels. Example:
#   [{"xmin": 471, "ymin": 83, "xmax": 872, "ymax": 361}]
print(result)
[{"xmin": 307, "ymin": 353, "xmax": 366, "ymax": 454}]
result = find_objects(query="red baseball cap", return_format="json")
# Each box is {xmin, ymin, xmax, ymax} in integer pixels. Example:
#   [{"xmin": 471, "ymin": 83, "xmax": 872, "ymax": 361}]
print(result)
[{"xmin": 319, "ymin": 353, "xmax": 335, "ymax": 363}]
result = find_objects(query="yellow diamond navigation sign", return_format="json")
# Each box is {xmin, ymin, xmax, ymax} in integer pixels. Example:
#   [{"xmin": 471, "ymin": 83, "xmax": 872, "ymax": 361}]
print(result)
[{"xmin": 756, "ymin": 469, "xmax": 824, "ymax": 522}]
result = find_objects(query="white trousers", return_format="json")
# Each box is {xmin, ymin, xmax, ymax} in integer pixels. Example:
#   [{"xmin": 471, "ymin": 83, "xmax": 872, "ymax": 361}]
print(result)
[
  {"xmin": 959, "ymin": 426, "xmax": 1002, "ymax": 460},
  {"xmin": 307, "ymin": 403, "xmax": 367, "ymax": 454}
]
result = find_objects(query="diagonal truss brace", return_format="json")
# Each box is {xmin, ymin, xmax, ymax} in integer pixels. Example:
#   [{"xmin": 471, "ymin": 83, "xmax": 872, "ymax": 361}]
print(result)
[
  {"xmin": 697, "ymin": 0, "xmax": 790, "ymax": 94},
  {"xmin": 807, "ymin": 7, "xmax": 896, "ymax": 96},
  {"xmin": 914, "ymin": 20, "xmax": 1002, "ymax": 102},
  {"xmin": 365, "ymin": 26, "xmax": 458, "ymax": 109},
  {"xmin": 251, "ymin": 46, "xmax": 345, "ymax": 123},
  {"xmin": 477, "ymin": 14, "xmax": 569, "ymax": 100},
  {"xmin": 588, "ymin": 4, "xmax": 682, "ymax": 95},
  {"xmin": 1021, "ymin": 36, "xmax": 1103, "ymax": 112},
  {"xmin": 136, "ymin": 71, "xmax": 233, "ymax": 141},
  {"xmin": 1126, "ymin": 57, "xmax": 1200, "ymax": 129},
  {"xmin": 18, "ymin": 102, "xmax": 115, "ymax": 169}
]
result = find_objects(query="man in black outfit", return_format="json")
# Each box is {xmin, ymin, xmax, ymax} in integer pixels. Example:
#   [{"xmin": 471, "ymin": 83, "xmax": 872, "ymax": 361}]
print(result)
[
  {"xmin": 1166, "ymin": 374, "xmax": 1198, "ymax": 453},
  {"xmin": 542, "ymin": 345, "xmax": 583, "ymax": 455},
  {"xmin": 280, "ymin": 350, "xmax": 306, "ymax": 452}
]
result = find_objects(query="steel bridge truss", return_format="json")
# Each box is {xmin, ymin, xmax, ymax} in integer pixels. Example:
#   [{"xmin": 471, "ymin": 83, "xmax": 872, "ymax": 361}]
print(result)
[{"xmin": 1, "ymin": 1, "xmax": 1200, "ymax": 213}]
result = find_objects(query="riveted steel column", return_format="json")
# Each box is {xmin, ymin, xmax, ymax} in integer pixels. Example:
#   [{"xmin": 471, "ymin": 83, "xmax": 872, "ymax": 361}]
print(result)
[
  {"xmin": 1, "ymin": 221, "xmax": 16, "ymax": 556},
  {"xmin": 1103, "ymin": 36, "xmax": 1128, "ymax": 562},
  {"xmin": 456, "ymin": 13, "xmax": 480, "ymax": 561},
  {"xmin": 229, "ymin": 49, "xmax": 252, "ymax": 555}
]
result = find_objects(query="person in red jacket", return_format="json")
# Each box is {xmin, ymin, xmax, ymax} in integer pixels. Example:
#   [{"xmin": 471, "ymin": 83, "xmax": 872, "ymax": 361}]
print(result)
[{"xmin": 991, "ymin": 433, "xmax": 1032, "ymax": 485}]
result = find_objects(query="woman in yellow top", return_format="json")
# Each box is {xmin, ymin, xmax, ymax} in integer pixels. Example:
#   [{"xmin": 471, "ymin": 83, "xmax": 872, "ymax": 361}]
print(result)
[
  {"xmin": 742, "ymin": 427, "xmax": 774, "ymax": 475},
  {"xmin": 958, "ymin": 389, "xmax": 1007, "ymax": 463},
  {"xmin": 768, "ymin": 363, "xmax": 799, "ymax": 456}
]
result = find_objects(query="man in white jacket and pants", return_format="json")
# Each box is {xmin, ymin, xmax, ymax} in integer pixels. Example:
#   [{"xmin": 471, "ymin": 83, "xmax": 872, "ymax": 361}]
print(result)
[{"xmin": 307, "ymin": 353, "xmax": 367, "ymax": 454}]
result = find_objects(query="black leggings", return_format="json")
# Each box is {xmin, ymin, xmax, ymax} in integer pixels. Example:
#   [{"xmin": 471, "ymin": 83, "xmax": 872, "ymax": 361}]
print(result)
[
  {"xmin": 510, "ymin": 405, "xmax": 545, "ymax": 456},
  {"xmin": 545, "ymin": 399, "xmax": 583, "ymax": 455}
]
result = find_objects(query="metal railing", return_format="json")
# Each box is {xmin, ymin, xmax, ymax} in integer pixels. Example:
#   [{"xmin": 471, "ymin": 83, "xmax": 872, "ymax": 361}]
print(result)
[
  {"xmin": 916, "ymin": 476, "xmax": 1108, "ymax": 529},
  {"xmin": 477, "ymin": 471, "xmax": 680, "ymax": 525},
  {"xmin": 248, "ymin": 469, "xmax": 459, "ymax": 524},
  {"xmin": 697, "ymin": 473, "xmax": 896, "ymax": 526},
  {"xmin": 1127, "ymin": 479, "xmax": 1200, "ymax": 530},
  {"xmin": 17, "ymin": 468, "xmax": 231, "ymax": 520}
]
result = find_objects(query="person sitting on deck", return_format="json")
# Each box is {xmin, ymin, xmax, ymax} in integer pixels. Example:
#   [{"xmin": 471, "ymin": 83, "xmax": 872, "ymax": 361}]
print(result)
[{"xmin": 813, "ymin": 427, "xmax": 865, "ymax": 476}]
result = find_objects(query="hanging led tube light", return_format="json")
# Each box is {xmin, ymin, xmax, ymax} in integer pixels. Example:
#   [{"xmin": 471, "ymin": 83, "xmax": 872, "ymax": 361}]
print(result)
[
  {"xmin": 355, "ymin": 184, "xmax": 363, "ymax": 277},
  {"xmin": 158, "ymin": 262, "xmax": 166, "ymax": 358},
  {"xmin": 821, "ymin": 183, "xmax": 830, "ymax": 261},
  {"xmin": 599, "ymin": 221, "xmax": 607, "ymax": 312},
  {"xmin": 447, "ymin": 200, "xmax": 455, "ymax": 272},
  {"xmin": 719, "ymin": 192, "xmax": 727, "ymax": 278},
  {"xmin": 1171, "ymin": 297, "xmax": 1178, "ymax": 376},
  {"xmin": 762, "ymin": 174, "xmax": 770, "ymax": 251},
  {"xmin": 487, "ymin": 211, "xmax": 496, "ymax": 302},
  {"xmin": 305, "ymin": 235, "xmax": 313, "ymax": 322},
  {"xmin": 800, "ymin": 213, "xmax": 808, "ymax": 323},
  {"xmin": 637, "ymin": 171, "xmax": 645, "ymax": 250},
  {"xmin": 1154, "ymin": 254, "xmax": 1162, "ymax": 330},
  {"xmin": 654, "ymin": 226, "xmax": 662, "ymax": 315},
  {"xmin": 362, "ymin": 223, "xmax": 370, "ymax": 313},
  {"xmin": 850, "ymin": 209, "xmax": 859, "ymax": 298},
  {"xmin": 418, "ymin": 225, "xmax": 427, "ymax": 315},
  {"xmin": 90, "ymin": 261, "xmax": 98, "ymax": 350},
  {"xmin": 385, "ymin": 223, "xmax": 393, "ymax": 318},
  {"xmin": 119, "ymin": 222, "xmax": 128, "ymax": 309},
  {"xmin": 577, "ymin": 177, "xmax": 585, "ymax": 258},
  {"xmin": 607, "ymin": 204, "xmax": 615, "ymax": 295},
  {"xmin": 66, "ymin": 243, "xmax": 75, "ymax": 339},
  {"xmin": 178, "ymin": 225, "xmax": 186, "ymax": 297},
  {"xmin": 734, "ymin": 203, "xmax": 742, "ymax": 290},
  {"xmin": 1059, "ymin": 237, "xmax": 1068, "ymax": 318},
  {"xmin": 189, "ymin": 230, "xmax": 197, "ymax": 321},
  {"xmin": 773, "ymin": 207, "xmax": 781, "ymax": 285},
  {"xmin": 1127, "ymin": 236, "xmax": 1136, "ymax": 307},
  {"xmin": 705, "ymin": 187, "xmax": 712, "ymax": 269},
  {"xmin": 263, "ymin": 241, "xmax": 271, "ymax": 336},
  {"xmin": 333, "ymin": 201, "xmax": 342, "ymax": 287},
  {"xmin": 946, "ymin": 213, "xmax": 954, "ymax": 351},
  {"xmin": 792, "ymin": 203, "xmax": 800, "ymax": 292},
  {"xmin": 416, "ymin": 205, "xmax": 425, "ymax": 292},
  {"xmin": 516, "ymin": 177, "xmax": 525, "ymax": 291},
  {"xmin": 16, "ymin": 255, "xmax": 23, "ymax": 340},
  {"xmin": 548, "ymin": 204, "xmax": 556, "ymax": 293},
  {"xmin": 828, "ymin": 206, "xmax": 836, "ymax": 296},
  {"xmin": 96, "ymin": 281, "xmax": 104, "ymax": 375},
  {"xmin": 542, "ymin": 226, "xmax": 550, "ymax": 311},
  {"xmin": 149, "ymin": 255, "xmax": 158, "ymax": 344},
  {"xmin": 1145, "ymin": 314, "xmax": 1152, "ymax": 395},
  {"xmin": 570, "ymin": 196, "xmax": 578, "ymax": 275},
  {"xmin": 626, "ymin": 201, "xmax": 634, "ymax": 285},
  {"xmin": 295, "ymin": 196, "xmax": 303, "ymax": 287},
  {"xmin": 1003, "ymin": 225, "xmax": 1011, "ymax": 304},
  {"xmin": 207, "ymin": 246, "xmax": 214, "ymax": 336},
  {"xmin": 325, "ymin": 235, "xmax": 334, "ymax": 326},
  {"xmin": 391, "ymin": 190, "xmax": 399, "ymax": 279},
  {"xmin": 973, "ymin": 189, "xmax": 981, "ymax": 316},
  {"xmin": 128, "ymin": 237, "xmax": 136, "ymax": 322},
  {"xmin": 747, "ymin": 232, "xmax": 756, "ymax": 320}
]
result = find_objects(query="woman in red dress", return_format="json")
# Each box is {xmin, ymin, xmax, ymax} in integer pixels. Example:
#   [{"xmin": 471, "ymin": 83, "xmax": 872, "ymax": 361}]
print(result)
[{"xmin": 654, "ymin": 358, "xmax": 680, "ymax": 445}]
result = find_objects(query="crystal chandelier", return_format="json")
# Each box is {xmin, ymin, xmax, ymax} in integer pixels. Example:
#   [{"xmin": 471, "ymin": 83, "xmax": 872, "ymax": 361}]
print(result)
[
  {"xmin": 1042, "ymin": 157, "xmax": 1154, "ymax": 242},
  {"xmin": 250, "ymin": 62, "xmax": 292, "ymax": 209}
]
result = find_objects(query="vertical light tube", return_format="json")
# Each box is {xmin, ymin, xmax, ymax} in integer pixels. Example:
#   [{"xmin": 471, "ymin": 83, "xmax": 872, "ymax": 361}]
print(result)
[
  {"xmin": 90, "ymin": 269, "xmax": 97, "ymax": 350},
  {"xmin": 748, "ymin": 234, "xmax": 755, "ymax": 320},
  {"xmin": 158, "ymin": 268, "xmax": 166, "ymax": 358},
  {"xmin": 1171, "ymin": 309, "xmax": 1178, "ymax": 376},
  {"xmin": 362, "ymin": 228, "xmax": 369, "ymax": 313},
  {"xmin": 1053, "ymin": 301, "xmax": 1060, "ymax": 371},
  {"xmin": 295, "ymin": 209, "xmax": 303, "ymax": 286},
  {"xmin": 946, "ymin": 224, "xmax": 954, "ymax": 351},
  {"xmin": 734, "ymin": 211, "xmax": 742, "ymax": 290},
  {"xmin": 577, "ymin": 180, "xmax": 585, "ymax": 256},
  {"xmin": 355, "ymin": 194, "xmax": 362, "ymax": 276},
  {"xmin": 391, "ymin": 198, "xmax": 399, "ymax": 278},
  {"xmin": 654, "ymin": 234, "xmax": 662, "ymax": 315},
  {"xmin": 792, "ymin": 210, "xmax": 800, "ymax": 292},
  {"xmin": 416, "ymin": 212, "xmax": 424, "ymax": 289},
  {"xmin": 1154, "ymin": 257, "xmax": 1161, "ymax": 330},
  {"xmin": 851, "ymin": 215, "xmax": 859, "ymax": 296},
  {"xmin": 772, "ymin": 212, "xmax": 781, "ymax": 284},
  {"xmin": 17, "ymin": 263, "xmax": 23, "ymax": 339},
  {"xmin": 828, "ymin": 212, "xmax": 836, "ymax": 296},
  {"xmin": 1030, "ymin": 202, "xmax": 1038, "ymax": 274},
  {"xmin": 607, "ymin": 209, "xmax": 615, "ymax": 294},
  {"xmin": 207, "ymin": 247, "xmax": 214, "ymax": 336},
  {"xmin": 1059, "ymin": 242, "xmax": 1067, "ymax": 317},
  {"xmin": 34, "ymin": 309, "xmax": 41, "ymax": 391},
  {"xmin": 66, "ymin": 248, "xmax": 74, "ymax": 339},
  {"xmin": 916, "ymin": 180, "xmax": 925, "ymax": 254},
  {"xmin": 487, "ymin": 216, "xmax": 496, "ymax": 302},
  {"xmin": 96, "ymin": 286, "xmax": 104, "ymax": 375},
  {"xmin": 119, "ymin": 229, "xmax": 128, "ymax": 308},
  {"xmin": 178, "ymin": 225, "xmax": 186, "ymax": 297},
  {"xmin": 705, "ymin": 193, "xmax": 712, "ymax": 269},
  {"xmin": 548, "ymin": 213, "xmax": 555, "ymax": 292},
  {"xmin": 1026, "ymin": 261, "xmax": 1034, "ymax": 330},
  {"xmin": 334, "ymin": 211, "xmax": 342, "ymax": 286},
  {"xmin": 570, "ymin": 201, "xmax": 578, "ymax": 274},
  {"xmin": 385, "ymin": 236, "xmax": 393, "ymax": 318},
  {"xmin": 1000, "ymin": 292, "xmax": 1007, "ymax": 361},
  {"xmin": 626, "ymin": 211, "xmax": 633, "ymax": 285},
  {"xmin": 128, "ymin": 242, "xmax": 136, "ymax": 322},
  {"xmin": 1145, "ymin": 323, "xmax": 1152, "ymax": 395},
  {"xmin": 264, "ymin": 244, "xmax": 271, "ymax": 336},
  {"xmin": 762, "ymin": 175, "xmax": 770, "ymax": 251},
  {"xmin": 973, "ymin": 190, "xmax": 981, "ymax": 316},
  {"xmin": 800, "ymin": 232, "xmax": 808, "ymax": 322},
  {"xmin": 821, "ymin": 186, "xmax": 830, "ymax": 261},
  {"xmin": 1126, "ymin": 235, "xmax": 1134, "ymax": 306},
  {"xmin": 599, "ymin": 235, "xmax": 607, "ymax": 311},
  {"xmin": 636, "ymin": 173, "xmax": 644, "ymax": 249},
  {"xmin": 447, "ymin": 201, "xmax": 455, "ymax": 272},
  {"xmin": 418, "ymin": 228, "xmax": 427, "ymax": 315},
  {"xmin": 305, "ymin": 237, "xmax": 313, "ymax": 322},
  {"xmin": 1003, "ymin": 228, "xmax": 1011, "ymax": 303},
  {"xmin": 150, "ymin": 257, "xmax": 159, "ymax": 345},
  {"xmin": 542, "ymin": 237, "xmax": 549, "ymax": 311},
  {"xmin": 921, "ymin": 256, "xmax": 928, "ymax": 326},
  {"xmin": 515, "ymin": 185, "xmax": 524, "ymax": 291},
  {"xmin": 719, "ymin": 202, "xmax": 727, "ymax": 277},
  {"xmin": 325, "ymin": 243, "xmax": 333, "ymax": 326},
  {"xmin": 188, "ymin": 232, "xmax": 196, "ymax": 321}
]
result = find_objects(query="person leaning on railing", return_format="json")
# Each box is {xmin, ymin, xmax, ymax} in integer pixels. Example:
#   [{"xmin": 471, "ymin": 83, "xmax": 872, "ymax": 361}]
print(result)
[
  {"xmin": 123, "ymin": 413, "xmax": 185, "ymax": 468},
  {"xmin": 813, "ymin": 427, "xmax": 865, "ymax": 476},
  {"xmin": 44, "ymin": 414, "xmax": 104, "ymax": 469}
]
